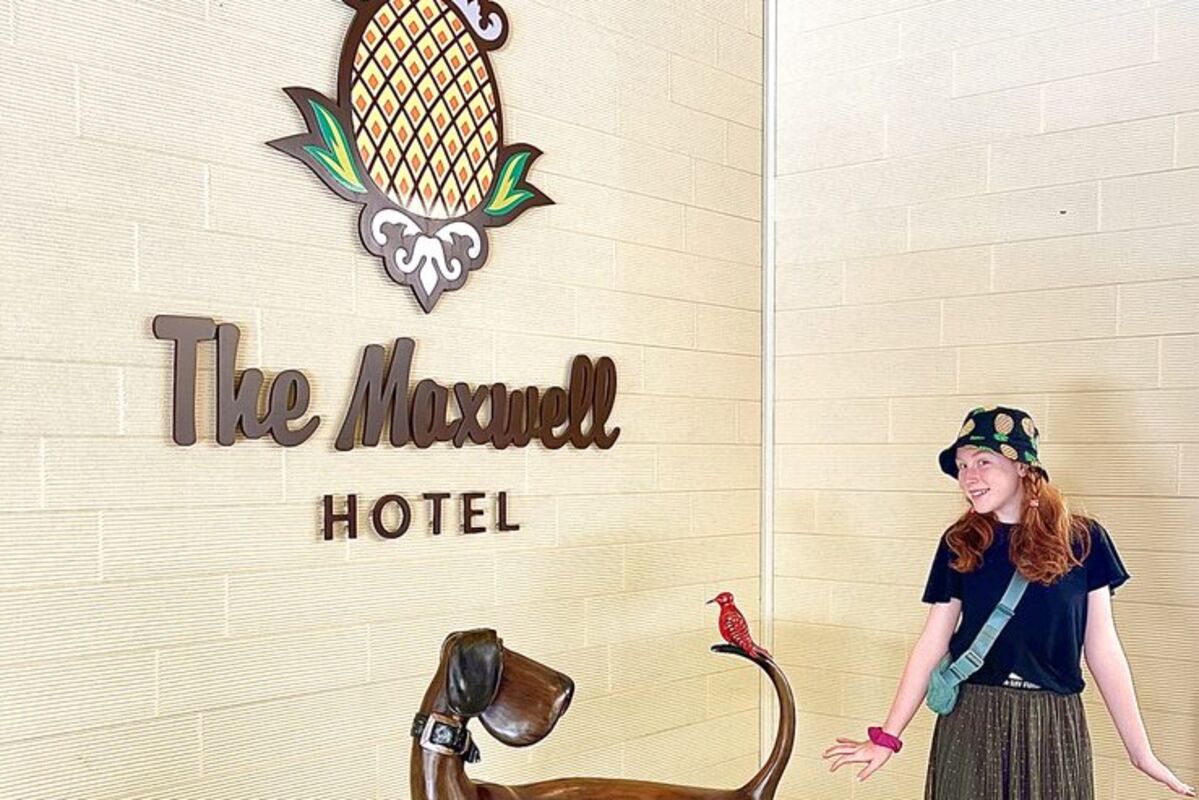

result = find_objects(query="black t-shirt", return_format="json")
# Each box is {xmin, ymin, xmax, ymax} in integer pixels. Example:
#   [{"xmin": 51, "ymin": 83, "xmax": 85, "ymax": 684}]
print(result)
[{"xmin": 921, "ymin": 520, "xmax": 1130, "ymax": 695}]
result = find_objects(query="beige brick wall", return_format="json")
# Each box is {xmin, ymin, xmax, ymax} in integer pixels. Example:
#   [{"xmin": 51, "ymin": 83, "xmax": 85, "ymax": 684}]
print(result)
[
  {"xmin": 774, "ymin": 2, "xmax": 1199, "ymax": 798},
  {"xmin": 0, "ymin": 0, "xmax": 763, "ymax": 797}
]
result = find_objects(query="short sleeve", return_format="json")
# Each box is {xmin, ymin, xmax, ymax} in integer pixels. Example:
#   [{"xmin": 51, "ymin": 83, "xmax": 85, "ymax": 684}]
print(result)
[
  {"xmin": 922, "ymin": 533, "xmax": 962, "ymax": 604},
  {"xmin": 1085, "ymin": 522, "xmax": 1130, "ymax": 595}
]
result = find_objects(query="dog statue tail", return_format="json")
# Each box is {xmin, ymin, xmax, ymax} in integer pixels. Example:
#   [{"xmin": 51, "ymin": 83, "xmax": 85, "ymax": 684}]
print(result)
[{"xmin": 711, "ymin": 644, "xmax": 796, "ymax": 800}]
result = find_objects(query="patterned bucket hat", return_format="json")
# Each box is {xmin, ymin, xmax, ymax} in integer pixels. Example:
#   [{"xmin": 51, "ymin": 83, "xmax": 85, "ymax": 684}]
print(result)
[{"xmin": 938, "ymin": 406, "xmax": 1046, "ymax": 479}]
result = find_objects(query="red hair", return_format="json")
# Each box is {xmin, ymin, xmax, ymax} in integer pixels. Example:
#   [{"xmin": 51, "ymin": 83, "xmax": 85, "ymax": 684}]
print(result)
[{"xmin": 945, "ymin": 471, "xmax": 1091, "ymax": 585}]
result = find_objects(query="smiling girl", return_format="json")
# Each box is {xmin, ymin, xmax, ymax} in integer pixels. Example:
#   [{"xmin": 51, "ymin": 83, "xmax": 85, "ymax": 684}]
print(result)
[{"xmin": 821, "ymin": 406, "xmax": 1194, "ymax": 799}]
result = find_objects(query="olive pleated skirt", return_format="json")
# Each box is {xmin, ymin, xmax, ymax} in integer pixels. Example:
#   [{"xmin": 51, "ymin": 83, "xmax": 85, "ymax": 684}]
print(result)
[{"xmin": 925, "ymin": 683, "xmax": 1094, "ymax": 800}]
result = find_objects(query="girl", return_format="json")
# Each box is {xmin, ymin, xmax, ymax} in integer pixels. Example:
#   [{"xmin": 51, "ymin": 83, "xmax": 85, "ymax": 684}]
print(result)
[{"xmin": 821, "ymin": 406, "xmax": 1194, "ymax": 799}]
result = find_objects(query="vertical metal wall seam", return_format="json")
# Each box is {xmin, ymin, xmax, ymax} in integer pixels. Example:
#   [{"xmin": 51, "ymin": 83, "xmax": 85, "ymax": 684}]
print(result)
[{"xmin": 759, "ymin": 0, "xmax": 778, "ymax": 770}]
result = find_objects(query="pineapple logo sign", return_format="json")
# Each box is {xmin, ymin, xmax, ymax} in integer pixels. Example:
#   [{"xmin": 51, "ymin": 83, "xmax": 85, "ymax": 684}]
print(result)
[{"xmin": 270, "ymin": 0, "xmax": 551, "ymax": 313}]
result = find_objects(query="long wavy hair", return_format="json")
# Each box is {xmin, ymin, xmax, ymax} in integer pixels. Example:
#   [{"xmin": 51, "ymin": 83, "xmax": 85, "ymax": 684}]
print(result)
[{"xmin": 945, "ymin": 469, "xmax": 1092, "ymax": 585}]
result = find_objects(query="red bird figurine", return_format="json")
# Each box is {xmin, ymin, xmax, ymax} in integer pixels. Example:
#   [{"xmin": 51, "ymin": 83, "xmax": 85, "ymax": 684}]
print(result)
[{"xmin": 708, "ymin": 591, "xmax": 770, "ymax": 659}]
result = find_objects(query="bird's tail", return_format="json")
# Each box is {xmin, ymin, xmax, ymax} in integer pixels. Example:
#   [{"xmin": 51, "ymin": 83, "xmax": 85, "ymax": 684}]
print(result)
[{"xmin": 710, "ymin": 644, "xmax": 795, "ymax": 800}]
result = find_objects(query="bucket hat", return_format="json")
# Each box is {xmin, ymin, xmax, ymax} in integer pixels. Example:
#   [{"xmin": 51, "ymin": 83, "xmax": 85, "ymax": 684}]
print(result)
[{"xmin": 939, "ymin": 406, "xmax": 1046, "ymax": 480}]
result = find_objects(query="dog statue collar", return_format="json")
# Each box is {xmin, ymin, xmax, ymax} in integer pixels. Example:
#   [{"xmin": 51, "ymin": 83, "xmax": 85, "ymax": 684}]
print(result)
[{"xmin": 412, "ymin": 712, "xmax": 481, "ymax": 763}]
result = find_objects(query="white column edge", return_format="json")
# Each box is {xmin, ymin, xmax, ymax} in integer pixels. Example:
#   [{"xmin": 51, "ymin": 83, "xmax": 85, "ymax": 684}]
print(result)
[{"xmin": 759, "ymin": 0, "xmax": 779, "ymax": 771}]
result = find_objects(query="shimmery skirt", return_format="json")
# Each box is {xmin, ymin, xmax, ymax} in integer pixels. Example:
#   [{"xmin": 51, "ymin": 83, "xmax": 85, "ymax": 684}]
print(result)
[{"xmin": 924, "ymin": 683, "xmax": 1094, "ymax": 800}]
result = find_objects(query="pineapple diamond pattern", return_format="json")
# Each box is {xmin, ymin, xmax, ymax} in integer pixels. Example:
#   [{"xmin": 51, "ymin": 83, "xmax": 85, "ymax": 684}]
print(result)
[
  {"xmin": 351, "ymin": 0, "xmax": 501, "ymax": 219},
  {"xmin": 386, "ymin": 18, "xmax": 411, "ymax": 52},
  {"xmin": 363, "ymin": 20, "xmax": 383, "ymax": 48},
  {"xmin": 376, "ymin": 41, "xmax": 399, "ymax": 73}
]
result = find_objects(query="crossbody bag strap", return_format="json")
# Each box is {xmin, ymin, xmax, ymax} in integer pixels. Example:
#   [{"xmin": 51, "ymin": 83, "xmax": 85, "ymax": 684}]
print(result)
[{"xmin": 946, "ymin": 570, "xmax": 1029, "ymax": 682}]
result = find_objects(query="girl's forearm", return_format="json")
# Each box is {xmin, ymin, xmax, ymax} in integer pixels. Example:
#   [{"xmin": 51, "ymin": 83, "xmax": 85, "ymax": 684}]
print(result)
[
  {"xmin": 1087, "ymin": 640, "xmax": 1153, "ymax": 764},
  {"xmin": 882, "ymin": 636, "xmax": 948, "ymax": 737}
]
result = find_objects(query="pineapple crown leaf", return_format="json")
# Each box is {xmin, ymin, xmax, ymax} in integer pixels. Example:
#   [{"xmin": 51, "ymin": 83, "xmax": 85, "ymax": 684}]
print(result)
[
  {"xmin": 484, "ymin": 150, "xmax": 536, "ymax": 217},
  {"xmin": 305, "ymin": 99, "xmax": 366, "ymax": 194}
]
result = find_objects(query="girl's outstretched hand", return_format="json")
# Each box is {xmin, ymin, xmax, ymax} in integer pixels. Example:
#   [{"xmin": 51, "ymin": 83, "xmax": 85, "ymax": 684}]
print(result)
[
  {"xmin": 821, "ymin": 737, "xmax": 893, "ymax": 782},
  {"xmin": 1133, "ymin": 753, "xmax": 1195, "ymax": 796}
]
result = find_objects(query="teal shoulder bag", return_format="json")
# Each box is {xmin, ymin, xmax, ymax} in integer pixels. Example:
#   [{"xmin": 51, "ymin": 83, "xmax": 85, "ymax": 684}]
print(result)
[{"xmin": 926, "ymin": 570, "xmax": 1029, "ymax": 715}]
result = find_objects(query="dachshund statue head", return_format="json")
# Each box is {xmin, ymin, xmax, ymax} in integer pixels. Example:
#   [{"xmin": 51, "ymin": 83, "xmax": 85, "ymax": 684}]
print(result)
[{"xmin": 438, "ymin": 629, "xmax": 574, "ymax": 746}]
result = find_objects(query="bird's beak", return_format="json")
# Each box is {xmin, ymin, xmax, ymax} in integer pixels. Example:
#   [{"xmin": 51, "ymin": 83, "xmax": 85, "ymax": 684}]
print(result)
[{"xmin": 705, "ymin": 598, "xmax": 716, "ymax": 604}]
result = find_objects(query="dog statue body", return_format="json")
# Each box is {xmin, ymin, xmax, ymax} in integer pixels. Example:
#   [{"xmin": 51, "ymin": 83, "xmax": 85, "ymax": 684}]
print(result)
[
  {"xmin": 476, "ymin": 778, "xmax": 751, "ymax": 799},
  {"xmin": 412, "ymin": 630, "xmax": 796, "ymax": 800}
]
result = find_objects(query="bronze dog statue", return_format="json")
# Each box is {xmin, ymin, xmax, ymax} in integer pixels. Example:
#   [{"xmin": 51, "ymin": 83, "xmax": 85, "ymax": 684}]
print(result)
[{"xmin": 411, "ymin": 629, "xmax": 796, "ymax": 800}]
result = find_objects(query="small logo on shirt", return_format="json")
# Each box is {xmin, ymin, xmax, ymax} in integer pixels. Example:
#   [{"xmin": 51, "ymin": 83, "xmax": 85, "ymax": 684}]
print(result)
[{"xmin": 1003, "ymin": 672, "xmax": 1042, "ymax": 690}]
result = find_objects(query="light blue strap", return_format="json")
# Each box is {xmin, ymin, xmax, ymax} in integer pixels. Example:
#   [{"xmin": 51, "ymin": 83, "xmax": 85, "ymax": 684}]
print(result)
[{"xmin": 947, "ymin": 571, "xmax": 1029, "ymax": 681}]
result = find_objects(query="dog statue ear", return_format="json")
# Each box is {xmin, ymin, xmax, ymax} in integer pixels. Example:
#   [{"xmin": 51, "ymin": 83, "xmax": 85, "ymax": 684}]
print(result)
[{"xmin": 446, "ymin": 629, "xmax": 503, "ymax": 717}]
